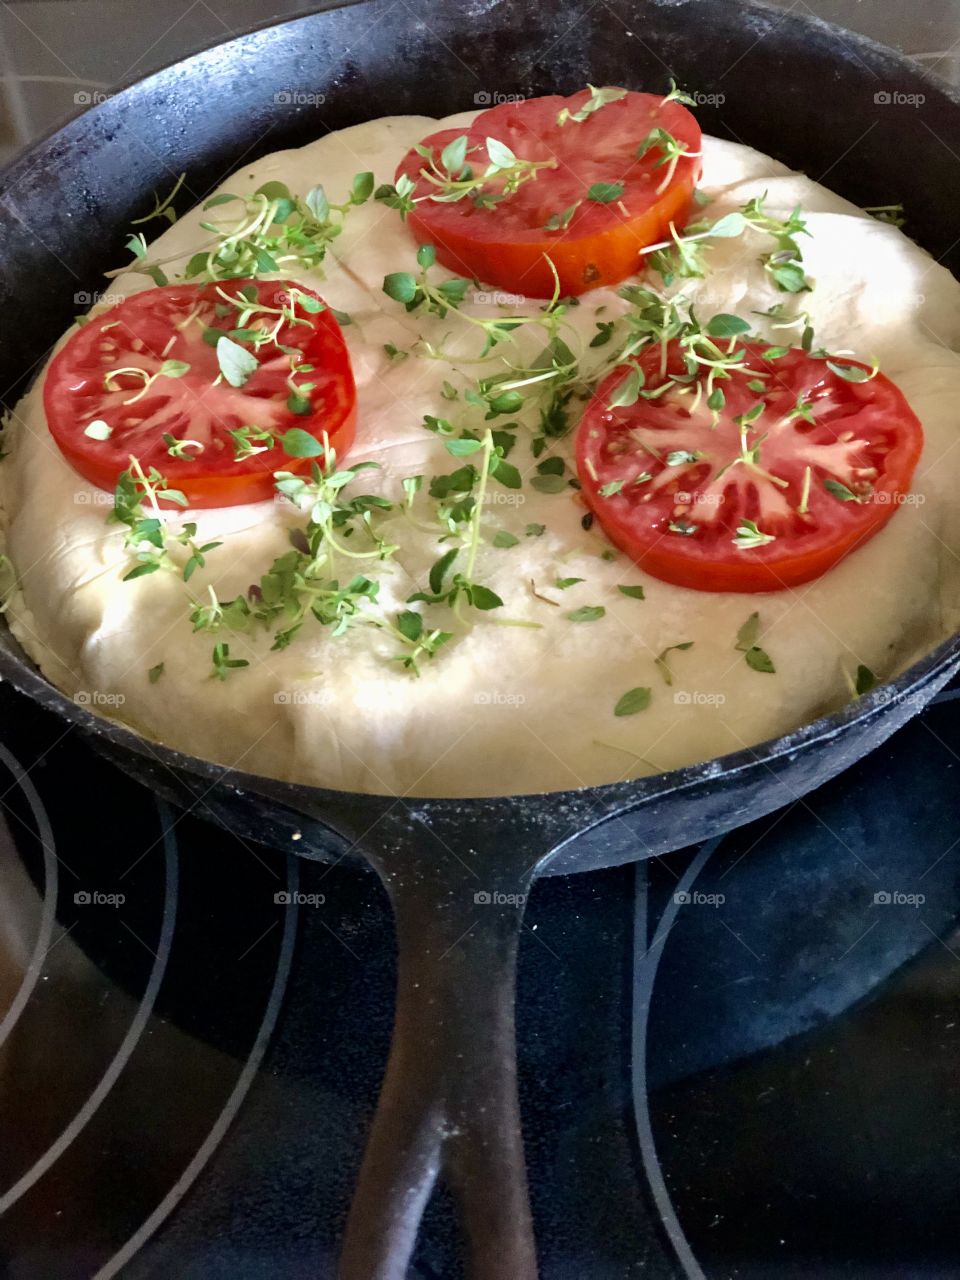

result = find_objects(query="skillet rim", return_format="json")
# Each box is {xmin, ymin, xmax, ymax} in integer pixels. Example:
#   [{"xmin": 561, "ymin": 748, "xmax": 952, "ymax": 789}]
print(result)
[{"xmin": 0, "ymin": 629, "xmax": 956, "ymax": 812}]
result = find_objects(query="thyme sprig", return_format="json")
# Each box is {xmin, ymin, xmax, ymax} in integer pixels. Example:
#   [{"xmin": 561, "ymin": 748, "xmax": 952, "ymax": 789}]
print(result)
[
  {"xmin": 642, "ymin": 195, "xmax": 813, "ymax": 293},
  {"xmin": 111, "ymin": 174, "xmax": 373, "ymax": 287},
  {"xmin": 107, "ymin": 458, "xmax": 190, "ymax": 582},
  {"xmin": 375, "ymin": 135, "xmax": 557, "ymax": 217}
]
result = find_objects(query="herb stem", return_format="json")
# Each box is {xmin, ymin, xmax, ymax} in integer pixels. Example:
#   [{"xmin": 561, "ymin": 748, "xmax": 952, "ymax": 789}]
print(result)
[{"xmin": 464, "ymin": 430, "xmax": 495, "ymax": 584}]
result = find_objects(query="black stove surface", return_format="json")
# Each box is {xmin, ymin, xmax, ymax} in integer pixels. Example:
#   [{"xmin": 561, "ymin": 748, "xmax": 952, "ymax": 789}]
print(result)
[{"xmin": 1, "ymin": 675, "xmax": 959, "ymax": 1279}]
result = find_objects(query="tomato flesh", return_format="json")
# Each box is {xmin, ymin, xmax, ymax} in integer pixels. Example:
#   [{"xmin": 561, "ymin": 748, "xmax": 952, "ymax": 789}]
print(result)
[
  {"xmin": 44, "ymin": 279, "xmax": 357, "ymax": 507},
  {"xmin": 395, "ymin": 89, "xmax": 701, "ymax": 299},
  {"xmin": 576, "ymin": 343, "xmax": 924, "ymax": 593}
]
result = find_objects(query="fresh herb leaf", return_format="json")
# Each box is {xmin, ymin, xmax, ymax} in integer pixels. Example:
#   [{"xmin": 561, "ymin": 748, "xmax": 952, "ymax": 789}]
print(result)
[
  {"xmin": 530, "ymin": 473, "xmax": 568, "ymax": 494},
  {"xmin": 429, "ymin": 547, "xmax": 459, "ymax": 595},
  {"xmin": 216, "ymin": 335, "xmax": 258, "ymax": 388},
  {"xmin": 744, "ymin": 645, "xmax": 776, "ymax": 673},
  {"xmin": 445, "ymin": 437, "xmax": 486, "ymax": 457},
  {"xmin": 614, "ymin": 686, "xmax": 652, "ymax": 716},
  {"xmin": 587, "ymin": 181, "xmax": 625, "ymax": 204},
  {"xmin": 825, "ymin": 359, "xmax": 875, "ymax": 383},
  {"xmin": 655, "ymin": 641, "xmax": 694, "ymax": 685},
  {"xmin": 397, "ymin": 609, "xmax": 424, "ymax": 643},
  {"xmin": 607, "ymin": 365, "xmax": 644, "ymax": 408},
  {"xmin": 469, "ymin": 583, "xmax": 504, "ymax": 610},
  {"xmin": 823, "ymin": 477, "xmax": 861, "ymax": 503},
  {"xmin": 281, "ymin": 428, "xmax": 325, "ymax": 458},
  {"xmin": 733, "ymin": 518, "xmax": 776, "ymax": 548},
  {"xmin": 855, "ymin": 663, "xmax": 879, "ymax": 695},
  {"xmin": 557, "ymin": 85, "xmax": 627, "ymax": 126},
  {"xmin": 493, "ymin": 530, "xmax": 520, "ymax": 548},
  {"xmin": 545, "ymin": 202, "xmax": 580, "ymax": 231},
  {"xmin": 735, "ymin": 611, "xmax": 761, "ymax": 652},
  {"xmin": 211, "ymin": 641, "xmax": 249, "ymax": 681},
  {"xmin": 706, "ymin": 313, "xmax": 751, "ymax": 338}
]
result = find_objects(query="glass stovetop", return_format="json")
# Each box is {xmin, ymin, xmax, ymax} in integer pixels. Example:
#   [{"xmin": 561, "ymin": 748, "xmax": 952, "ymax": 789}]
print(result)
[{"xmin": 3, "ymin": 2, "xmax": 960, "ymax": 1277}]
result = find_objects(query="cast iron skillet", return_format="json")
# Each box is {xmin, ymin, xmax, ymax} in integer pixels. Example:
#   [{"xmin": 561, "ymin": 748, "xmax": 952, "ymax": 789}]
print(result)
[{"xmin": 2, "ymin": 0, "xmax": 960, "ymax": 1274}]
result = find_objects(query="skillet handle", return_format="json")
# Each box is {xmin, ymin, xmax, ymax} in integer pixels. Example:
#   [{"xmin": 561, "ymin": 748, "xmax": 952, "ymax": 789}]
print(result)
[{"xmin": 339, "ymin": 858, "xmax": 537, "ymax": 1280}]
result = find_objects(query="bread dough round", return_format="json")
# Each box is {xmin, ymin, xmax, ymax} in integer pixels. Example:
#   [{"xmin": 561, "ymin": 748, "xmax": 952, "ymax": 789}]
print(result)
[{"xmin": 3, "ymin": 112, "xmax": 960, "ymax": 797}]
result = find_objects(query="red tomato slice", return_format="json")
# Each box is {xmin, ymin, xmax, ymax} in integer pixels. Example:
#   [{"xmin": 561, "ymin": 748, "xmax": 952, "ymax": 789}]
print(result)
[
  {"xmin": 395, "ymin": 88, "xmax": 701, "ymax": 299},
  {"xmin": 576, "ymin": 343, "xmax": 924, "ymax": 593},
  {"xmin": 44, "ymin": 279, "xmax": 356, "ymax": 507}
]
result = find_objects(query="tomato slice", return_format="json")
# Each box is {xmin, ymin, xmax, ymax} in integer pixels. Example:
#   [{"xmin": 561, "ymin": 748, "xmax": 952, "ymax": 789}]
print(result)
[
  {"xmin": 44, "ymin": 279, "xmax": 356, "ymax": 507},
  {"xmin": 575, "ymin": 343, "xmax": 924, "ymax": 593},
  {"xmin": 395, "ymin": 88, "xmax": 701, "ymax": 299}
]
